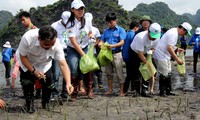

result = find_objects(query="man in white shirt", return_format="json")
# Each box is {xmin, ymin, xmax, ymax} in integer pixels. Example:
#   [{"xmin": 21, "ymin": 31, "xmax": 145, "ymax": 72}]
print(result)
[
  {"xmin": 18, "ymin": 26, "xmax": 73, "ymax": 113},
  {"xmin": 130, "ymin": 23, "xmax": 161, "ymax": 97},
  {"xmin": 153, "ymin": 22, "xmax": 192, "ymax": 96}
]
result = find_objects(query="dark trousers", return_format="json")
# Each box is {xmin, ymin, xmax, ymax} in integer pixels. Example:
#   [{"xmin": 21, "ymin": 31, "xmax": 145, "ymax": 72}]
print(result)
[
  {"xmin": 193, "ymin": 51, "xmax": 200, "ymax": 73},
  {"xmin": 3, "ymin": 61, "xmax": 11, "ymax": 79},
  {"xmin": 20, "ymin": 67, "xmax": 53, "ymax": 104},
  {"xmin": 123, "ymin": 61, "xmax": 134, "ymax": 93}
]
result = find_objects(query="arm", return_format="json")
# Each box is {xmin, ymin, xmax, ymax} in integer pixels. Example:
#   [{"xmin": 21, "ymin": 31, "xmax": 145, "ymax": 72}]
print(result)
[
  {"xmin": 58, "ymin": 59, "xmax": 73, "ymax": 95},
  {"xmin": 107, "ymin": 40, "xmax": 124, "ymax": 49},
  {"xmin": 167, "ymin": 45, "xmax": 183, "ymax": 65},
  {"xmin": 69, "ymin": 37, "xmax": 85, "ymax": 56},
  {"xmin": 98, "ymin": 40, "xmax": 104, "ymax": 48},
  {"xmin": 138, "ymin": 51, "xmax": 147, "ymax": 63},
  {"xmin": 20, "ymin": 54, "xmax": 44, "ymax": 78}
]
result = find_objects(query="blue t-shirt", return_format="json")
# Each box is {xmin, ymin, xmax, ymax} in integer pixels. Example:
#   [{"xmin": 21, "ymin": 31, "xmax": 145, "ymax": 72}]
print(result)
[
  {"xmin": 180, "ymin": 36, "xmax": 188, "ymax": 45},
  {"xmin": 122, "ymin": 30, "xmax": 135, "ymax": 62},
  {"xmin": 2, "ymin": 48, "xmax": 13, "ymax": 62},
  {"xmin": 188, "ymin": 34, "xmax": 200, "ymax": 52},
  {"xmin": 101, "ymin": 25, "xmax": 126, "ymax": 51}
]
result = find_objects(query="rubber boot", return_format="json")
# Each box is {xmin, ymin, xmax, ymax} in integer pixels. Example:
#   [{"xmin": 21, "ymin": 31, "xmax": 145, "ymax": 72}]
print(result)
[
  {"xmin": 141, "ymin": 79, "xmax": 152, "ymax": 97},
  {"xmin": 26, "ymin": 97, "xmax": 35, "ymax": 113},
  {"xmin": 159, "ymin": 74, "xmax": 167, "ymax": 97},
  {"xmin": 133, "ymin": 78, "xmax": 141, "ymax": 97},
  {"xmin": 83, "ymin": 72, "xmax": 94, "ymax": 99},
  {"xmin": 166, "ymin": 74, "xmax": 176, "ymax": 96},
  {"xmin": 70, "ymin": 77, "xmax": 79, "ymax": 101}
]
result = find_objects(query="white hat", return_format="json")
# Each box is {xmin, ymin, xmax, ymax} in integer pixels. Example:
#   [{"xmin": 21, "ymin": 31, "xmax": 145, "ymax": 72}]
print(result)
[
  {"xmin": 71, "ymin": 0, "xmax": 85, "ymax": 9},
  {"xmin": 84, "ymin": 12, "xmax": 93, "ymax": 21},
  {"xmin": 195, "ymin": 27, "xmax": 200, "ymax": 35},
  {"xmin": 181, "ymin": 22, "xmax": 192, "ymax": 36},
  {"xmin": 3, "ymin": 41, "xmax": 11, "ymax": 48},
  {"xmin": 61, "ymin": 11, "xmax": 71, "ymax": 24},
  {"xmin": 149, "ymin": 22, "xmax": 161, "ymax": 39}
]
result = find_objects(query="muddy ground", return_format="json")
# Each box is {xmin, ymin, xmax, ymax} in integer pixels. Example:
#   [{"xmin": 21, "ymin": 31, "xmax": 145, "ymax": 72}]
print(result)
[{"xmin": 0, "ymin": 55, "xmax": 200, "ymax": 120}]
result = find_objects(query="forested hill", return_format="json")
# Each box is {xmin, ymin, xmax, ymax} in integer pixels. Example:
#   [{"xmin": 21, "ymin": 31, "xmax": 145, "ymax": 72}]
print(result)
[
  {"xmin": 0, "ymin": 10, "xmax": 13, "ymax": 29},
  {"xmin": 0, "ymin": 0, "xmax": 198, "ymax": 48},
  {"xmin": 130, "ymin": 2, "xmax": 194, "ymax": 28}
]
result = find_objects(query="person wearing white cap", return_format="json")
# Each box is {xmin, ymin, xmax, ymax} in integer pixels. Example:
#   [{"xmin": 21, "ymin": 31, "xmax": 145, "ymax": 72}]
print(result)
[
  {"xmin": 153, "ymin": 22, "xmax": 192, "ymax": 97},
  {"xmin": 129, "ymin": 22, "xmax": 161, "ymax": 97},
  {"xmin": 50, "ymin": 11, "xmax": 71, "ymax": 100},
  {"xmin": 65, "ymin": 0, "xmax": 95, "ymax": 101},
  {"xmin": 2, "ymin": 41, "xmax": 15, "ymax": 86},
  {"xmin": 188, "ymin": 27, "xmax": 200, "ymax": 73}
]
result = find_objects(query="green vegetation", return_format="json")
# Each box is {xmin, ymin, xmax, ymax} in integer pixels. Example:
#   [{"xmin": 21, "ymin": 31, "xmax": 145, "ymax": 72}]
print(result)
[{"xmin": 0, "ymin": 0, "xmax": 199, "ymax": 48}]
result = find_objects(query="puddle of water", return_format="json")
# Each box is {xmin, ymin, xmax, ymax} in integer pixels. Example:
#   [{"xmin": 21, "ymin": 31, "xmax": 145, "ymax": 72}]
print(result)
[{"xmin": 172, "ymin": 73, "xmax": 200, "ymax": 91}]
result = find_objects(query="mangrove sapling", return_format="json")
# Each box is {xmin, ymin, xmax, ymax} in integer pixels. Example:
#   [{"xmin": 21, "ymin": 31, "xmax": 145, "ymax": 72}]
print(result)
[
  {"xmin": 184, "ymin": 97, "xmax": 189, "ymax": 111},
  {"xmin": 117, "ymin": 101, "xmax": 121, "ymax": 111},
  {"xmin": 106, "ymin": 101, "xmax": 109, "ymax": 116},
  {"xmin": 160, "ymin": 107, "xmax": 170, "ymax": 117},
  {"xmin": 129, "ymin": 97, "xmax": 131, "ymax": 107},
  {"xmin": 34, "ymin": 111, "xmax": 39, "ymax": 120},
  {"xmin": 176, "ymin": 97, "xmax": 181, "ymax": 113},
  {"xmin": 115, "ymin": 103, "xmax": 120, "ymax": 114},
  {"xmin": 64, "ymin": 107, "xmax": 67, "ymax": 120}
]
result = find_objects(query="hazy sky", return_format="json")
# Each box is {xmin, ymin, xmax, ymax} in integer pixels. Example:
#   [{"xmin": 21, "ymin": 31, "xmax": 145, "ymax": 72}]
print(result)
[{"xmin": 0, "ymin": 0, "xmax": 199, "ymax": 15}]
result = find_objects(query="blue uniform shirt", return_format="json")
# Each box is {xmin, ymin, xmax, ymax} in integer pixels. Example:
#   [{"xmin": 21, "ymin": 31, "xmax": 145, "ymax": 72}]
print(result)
[
  {"xmin": 122, "ymin": 30, "xmax": 135, "ymax": 62},
  {"xmin": 101, "ymin": 25, "xmax": 126, "ymax": 51},
  {"xmin": 188, "ymin": 34, "xmax": 200, "ymax": 52}
]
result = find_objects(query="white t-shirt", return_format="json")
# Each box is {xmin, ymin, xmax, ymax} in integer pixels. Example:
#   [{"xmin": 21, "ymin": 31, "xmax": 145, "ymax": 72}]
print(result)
[
  {"xmin": 130, "ymin": 31, "xmax": 159, "ymax": 54},
  {"xmin": 153, "ymin": 28, "xmax": 178, "ymax": 60},
  {"xmin": 92, "ymin": 26, "xmax": 101, "ymax": 38},
  {"xmin": 51, "ymin": 19, "xmax": 70, "ymax": 49},
  {"xmin": 17, "ymin": 29, "xmax": 65, "ymax": 73},
  {"xmin": 67, "ymin": 17, "xmax": 92, "ymax": 48}
]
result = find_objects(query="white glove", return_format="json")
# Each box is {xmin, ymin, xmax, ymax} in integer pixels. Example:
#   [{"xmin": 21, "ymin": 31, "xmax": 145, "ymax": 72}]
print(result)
[
  {"xmin": 147, "ymin": 50, "xmax": 153, "ymax": 55},
  {"xmin": 89, "ymin": 37, "xmax": 96, "ymax": 43}
]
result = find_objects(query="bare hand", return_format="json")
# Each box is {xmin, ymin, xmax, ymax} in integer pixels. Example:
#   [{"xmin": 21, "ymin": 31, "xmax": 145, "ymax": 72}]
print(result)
[
  {"xmin": 107, "ymin": 44, "xmax": 115, "ymax": 49},
  {"xmin": 0, "ymin": 99, "xmax": 5, "ymax": 109},
  {"xmin": 177, "ymin": 58, "xmax": 184, "ymax": 65},
  {"xmin": 67, "ymin": 84, "xmax": 74, "ymax": 95}
]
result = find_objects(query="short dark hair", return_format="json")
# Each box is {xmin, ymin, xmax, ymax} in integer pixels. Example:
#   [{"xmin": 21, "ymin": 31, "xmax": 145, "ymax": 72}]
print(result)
[
  {"xmin": 106, "ymin": 12, "xmax": 117, "ymax": 22},
  {"xmin": 18, "ymin": 11, "xmax": 31, "ymax": 19},
  {"xmin": 39, "ymin": 26, "xmax": 57, "ymax": 41},
  {"xmin": 129, "ymin": 21, "xmax": 139, "ymax": 29}
]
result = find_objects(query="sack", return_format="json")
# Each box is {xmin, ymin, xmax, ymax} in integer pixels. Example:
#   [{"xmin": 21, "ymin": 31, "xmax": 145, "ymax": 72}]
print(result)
[
  {"xmin": 177, "ymin": 53, "xmax": 186, "ymax": 76},
  {"xmin": 80, "ymin": 45, "xmax": 100, "ymax": 74},
  {"xmin": 139, "ymin": 54, "xmax": 156, "ymax": 81},
  {"xmin": 97, "ymin": 42, "xmax": 113, "ymax": 66}
]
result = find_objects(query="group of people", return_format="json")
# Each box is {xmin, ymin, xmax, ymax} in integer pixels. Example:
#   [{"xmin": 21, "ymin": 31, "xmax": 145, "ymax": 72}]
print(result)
[{"xmin": 0, "ymin": 0, "xmax": 198, "ymax": 114}]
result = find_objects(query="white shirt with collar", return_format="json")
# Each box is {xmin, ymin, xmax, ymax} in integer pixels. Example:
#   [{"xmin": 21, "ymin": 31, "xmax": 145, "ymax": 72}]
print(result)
[
  {"xmin": 17, "ymin": 29, "xmax": 65, "ymax": 73},
  {"xmin": 153, "ymin": 28, "xmax": 178, "ymax": 60},
  {"xmin": 67, "ymin": 17, "xmax": 92, "ymax": 49},
  {"xmin": 130, "ymin": 31, "xmax": 159, "ymax": 54},
  {"xmin": 51, "ymin": 19, "xmax": 69, "ymax": 49}
]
